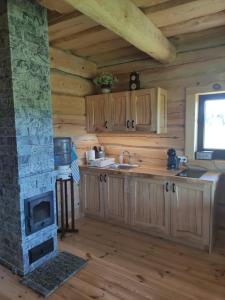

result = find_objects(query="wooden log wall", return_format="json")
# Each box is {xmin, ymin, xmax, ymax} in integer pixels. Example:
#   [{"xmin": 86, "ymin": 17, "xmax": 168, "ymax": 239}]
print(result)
[
  {"xmin": 50, "ymin": 47, "xmax": 99, "ymax": 219},
  {"xmin": 98, "ymin": 29, "xmax": 225, "ymax": 169},
  {"xmin": 50, "ymin": 47, "xmax": 99, "ymax": 164}
]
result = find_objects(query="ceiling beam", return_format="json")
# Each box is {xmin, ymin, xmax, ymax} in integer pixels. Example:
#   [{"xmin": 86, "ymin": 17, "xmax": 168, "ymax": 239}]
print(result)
[{"xmin": 63, "ymin": 0, "xmax": 176, "ymax": 63}]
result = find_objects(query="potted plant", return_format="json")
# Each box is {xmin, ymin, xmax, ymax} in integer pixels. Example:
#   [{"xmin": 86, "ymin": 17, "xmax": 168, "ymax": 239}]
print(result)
[{"xmin": 93, "ymin": 73, "xmax": 118, "ymax": 93}]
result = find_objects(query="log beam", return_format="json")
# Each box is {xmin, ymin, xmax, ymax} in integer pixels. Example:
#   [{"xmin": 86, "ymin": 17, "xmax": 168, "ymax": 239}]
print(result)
[
  {"xmin": 50, "ymin": 47, "xmax": 97, "ymax": 79},
  {"xmin": 51, "ymin": 71, "xmax": 95, "ymax": 96},
  {"xmin": 63, "ymin": 0, "xmax": 176, "ymax": 63}
]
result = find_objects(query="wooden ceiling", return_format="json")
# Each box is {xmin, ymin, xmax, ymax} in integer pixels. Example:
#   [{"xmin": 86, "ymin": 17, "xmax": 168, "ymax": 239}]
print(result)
[{"xmin": 41, "ymin": 0, "xmax": 225, "ymax": 67}]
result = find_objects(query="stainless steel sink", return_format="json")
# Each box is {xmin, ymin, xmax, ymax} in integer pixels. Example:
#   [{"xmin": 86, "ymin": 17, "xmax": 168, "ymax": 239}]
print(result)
[
  {"xmin": 176, "ymin": 168, "xmax": 207, "ymax": 178},
  {"xmin": 108, "ymin": 163, "xmax": 138, "ymax": 170}
]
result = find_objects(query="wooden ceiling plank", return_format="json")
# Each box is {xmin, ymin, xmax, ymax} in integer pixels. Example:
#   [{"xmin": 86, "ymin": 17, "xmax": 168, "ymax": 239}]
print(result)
[
  {"xmin": 143, "ymin": 0, "xmax": 195, "ymax": 13},
  {"xmin": 99, "ymin": 44, "xmax": 225, "ymax": 73},
  {"xmin": 171, "ymin": 25, "xmax": 225, "ymax": 53},
  {"xmin": 37, "ymin": 0, "xmax": 74, "ymax": 14},
  {"xmin": 51, "ymin": 26, "xmax": 118, "ymax": 50},
  {"xmin": 50, "ymin": 47, "xmax": 97, "ymax": 79},
  {"xmin": 63, "ymin": 0, "xmax": 176, "ymax": 63},
  {"xmin": 73, "ymin": 38, "xmax": 131, "ymax": 57},
  {"xmin": 145, "ymin": 0, "xmax": 225, "ymax": 27},
  {"xmin": 49, "ymin": 15, "xmax": 97, "ymax": 42},
  {"xmin": 97, "ymin": 52, "xmax": 149, "ymax": 68},
  {"xmin": 162, "ymin": 11, "xmax": 225, "ymax": 37},
  {"xmin": 89, "ymin": 46, "xmax": 146, "ymax": 65},
  {"xmin": 131, "ymin": 0, "xmax": 170, "ymax": 8}
]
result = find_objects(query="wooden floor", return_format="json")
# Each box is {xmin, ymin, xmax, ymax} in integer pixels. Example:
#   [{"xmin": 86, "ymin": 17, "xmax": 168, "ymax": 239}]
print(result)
[{"xmin": 1, "ymin": 218, "xmax": 225, "ymax": 300}]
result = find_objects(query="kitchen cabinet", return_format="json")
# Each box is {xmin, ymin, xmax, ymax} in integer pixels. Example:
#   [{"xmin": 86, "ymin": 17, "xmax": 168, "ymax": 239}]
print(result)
[
  {"xmin": 104, "ymin": 173, "xmax": 128, "ymax": 224},
  {"xmin": 86, "ymin": 94, "xmax": 110, "ymax": 132},
  {"xmin": 170, "ymin": 180, "xmax": 211, "ymax": 250},
  {"xmin": 86, "ymin": 87, "xmax": 167, "ymax": 133},
  {"xmin": 130, "ymin": 177, "xmax": 170, "ymax": 236},
  {"xmin": 80, "ymin": 170, "xmax": 104, "ymax": 218},
  {"xmin": 130, "ymin": 89, "xmax": 156, "ymax": 132},
  {"xmin": 80, "ymin": 169, "xmax": 127, "ymax": 224},
  {"xmin": 109, "ymin": 91, "xmax": 131, "ymax": 131},
  {"xmin": 80, "ymin": 167, "xmax": 216, "ymax": 251}
]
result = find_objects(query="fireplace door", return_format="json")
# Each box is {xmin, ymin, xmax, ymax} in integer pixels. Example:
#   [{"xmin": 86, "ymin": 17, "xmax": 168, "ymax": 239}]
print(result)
[{"xmin": 25, "ymin": 191, "xmax": 54, "ymax": 235}]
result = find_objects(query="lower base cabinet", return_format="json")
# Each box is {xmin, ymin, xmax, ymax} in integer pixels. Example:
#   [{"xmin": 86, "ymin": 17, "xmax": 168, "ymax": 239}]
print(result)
[
  {"xmin": 80, "ymin": 171, "xmax": 104, "ymax": 218},
  {"xmin": 170, "ymin": 180, "xmax": 212, "ymax": 250},
  {"xmin": 105, "ymin": 173, "xmax": 128, "ymax": 224},
  {"xmin": 80, "ymin": 169, "xmax": 214, "ymax": 251},
  {"xmin": 130, "ymin": 177, "xmax": 170, "ymax": 237},
  {"xmin": 80, "ymin": 170, "xmax": 127, "ymax": 223}
]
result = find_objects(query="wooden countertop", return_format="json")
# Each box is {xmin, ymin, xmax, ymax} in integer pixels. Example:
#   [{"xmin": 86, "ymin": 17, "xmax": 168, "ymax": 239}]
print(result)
[{"xmin": 80, "ymin": 165, "xmax": 220, "ymax": 185}]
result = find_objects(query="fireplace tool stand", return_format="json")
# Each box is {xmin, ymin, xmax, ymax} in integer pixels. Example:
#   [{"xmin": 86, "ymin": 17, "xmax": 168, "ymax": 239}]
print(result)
[{"xmin": 55, "ymin": 177, "xmax": 79, "ymax": 239}]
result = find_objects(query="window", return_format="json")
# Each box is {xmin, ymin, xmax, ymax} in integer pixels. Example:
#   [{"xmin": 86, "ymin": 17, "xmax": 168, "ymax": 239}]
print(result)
[{"xmin": 198, "ymin": 93, "xmax": 225, "ymax": 159}]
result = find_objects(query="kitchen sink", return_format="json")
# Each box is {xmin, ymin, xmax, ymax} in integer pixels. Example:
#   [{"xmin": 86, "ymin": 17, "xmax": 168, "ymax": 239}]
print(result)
[
  {"xmin": 108, "ymin": 163, "xmax": 138, "ymax": 170},
  {"xmin": 176, "ymin": 168, "xmax": 207, "ymax": 178}
]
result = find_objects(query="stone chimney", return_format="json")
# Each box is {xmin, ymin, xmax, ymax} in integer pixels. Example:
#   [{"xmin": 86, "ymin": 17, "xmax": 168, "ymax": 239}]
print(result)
[{"xmin": 0, "ymin": 0, "xmax": 57, "ymax": 275}]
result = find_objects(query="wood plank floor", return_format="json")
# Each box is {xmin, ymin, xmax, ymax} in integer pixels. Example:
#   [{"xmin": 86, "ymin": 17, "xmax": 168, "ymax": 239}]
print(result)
[{"xmin": 1, "ymin": 218, "xmax": 225, "ymax": 300}]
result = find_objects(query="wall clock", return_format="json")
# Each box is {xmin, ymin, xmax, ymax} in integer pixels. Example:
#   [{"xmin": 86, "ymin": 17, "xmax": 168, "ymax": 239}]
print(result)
[{"xmin": 129, "ymin": 72, "xmax": 140, "ymax": 90}]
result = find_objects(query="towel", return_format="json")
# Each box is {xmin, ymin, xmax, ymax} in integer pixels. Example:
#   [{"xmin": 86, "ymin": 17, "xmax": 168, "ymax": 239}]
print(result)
[{"xmin": 71, "ymin": 143, "xmax": 80, "ymax": 184}]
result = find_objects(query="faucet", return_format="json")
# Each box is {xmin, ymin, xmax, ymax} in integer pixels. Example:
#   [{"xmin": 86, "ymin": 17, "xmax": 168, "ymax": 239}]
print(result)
[{"xmin": 120, "ymin": 150, "xmax": 131, "ymax": 164}]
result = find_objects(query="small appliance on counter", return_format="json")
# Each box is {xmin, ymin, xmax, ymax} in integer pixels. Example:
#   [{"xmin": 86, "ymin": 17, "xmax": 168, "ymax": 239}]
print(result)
[
  {"xmin": 85, "ymin": 149, "xmax": 95, "ymax": 163},
  {"xmin": 167, "ymin": 148, "xmax": 180, "ymax": 170}
]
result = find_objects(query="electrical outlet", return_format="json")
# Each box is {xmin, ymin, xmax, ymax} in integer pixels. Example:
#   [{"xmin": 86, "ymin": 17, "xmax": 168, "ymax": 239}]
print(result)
[{"xmin": 178, "ymin": 156, "xmax": 188, "ymax": 164}]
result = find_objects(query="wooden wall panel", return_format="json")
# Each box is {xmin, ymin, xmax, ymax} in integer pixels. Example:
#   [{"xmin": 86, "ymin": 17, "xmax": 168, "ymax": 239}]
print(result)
[
  {"xmin": 51, "ymin": 70, "xmax": 95, "ymax": 96},
  {"xmin": 50, "ymin": 47, "xmax": 97, "ymax": 78},
  {"xmin": 50, "ymin": 52, "xmax": 99, "ymax": 165},
  {"xmin": 98, "ymin": 43, "xmax": 225, "ymax": 169}
]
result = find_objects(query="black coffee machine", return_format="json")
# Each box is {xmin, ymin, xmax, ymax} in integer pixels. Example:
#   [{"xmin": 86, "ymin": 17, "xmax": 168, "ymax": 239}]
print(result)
[{"xmin": 167, "ymin": 148, "xmax": 180, "ymax": 170}]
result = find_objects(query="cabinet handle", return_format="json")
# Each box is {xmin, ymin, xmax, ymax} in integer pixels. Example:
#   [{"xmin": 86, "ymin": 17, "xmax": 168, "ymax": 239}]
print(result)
[
  {"xmin": 165, "ymin": 182, "xmax": 169, "ymax": 192},
  {"xmin": 100, "ymin": 174, "xmax": 103, "ymax": 182},
  {"xmin": 126, "ymin": 120, "xmax": 130, "ymax": 128},
  {"xmin": 132, "ymin": 120, "xmax": 135, "ymax": 128},
  {"xmin": 105, "ymin": 121, "xmax": 108, "ymax": 129},
  {"xmin": 172, "ymin": 183, "xmax": 176, "ymax": 193},
  {"xmin": 104, "ymin": 174, "xmax": 107, "ymax": 183}
]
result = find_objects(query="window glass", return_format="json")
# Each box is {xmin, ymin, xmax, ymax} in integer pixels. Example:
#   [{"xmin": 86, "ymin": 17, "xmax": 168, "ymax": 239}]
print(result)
[{"xmin": 204, "ymin": 99, "xmax": 225, "ymax": 149}]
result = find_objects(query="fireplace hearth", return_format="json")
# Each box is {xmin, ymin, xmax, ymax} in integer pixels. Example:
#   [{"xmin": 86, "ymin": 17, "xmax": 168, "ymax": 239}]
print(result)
[{"xmin": 25, "ymin": 192, "xmax": 54, "ymax": 236}]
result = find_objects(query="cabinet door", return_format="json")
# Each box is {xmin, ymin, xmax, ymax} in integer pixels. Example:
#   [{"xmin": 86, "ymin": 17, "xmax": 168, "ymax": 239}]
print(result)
[
  {"xmin": 130, "ymin": 88, "xmax": 157, "ymax": 132},
  {"xmin": 104, "ymin": 173, "xmax": 128, "ymax": 224},
  {"xmin": 130, "ymin": 177, "xmax": 170, "ymax": 236},
  {"xmin": 171, "ymin": 181, "xmax": 211, "ymax": 249},
  {"xmin": 86, "ymin": 94, "xmax": 110, "ymax": 132},
  {"xmin": 156, "ymin": 88, "xmax": 167, "ymax": 134},
  {"xmin": 80, "ymin": 171, "xmax": 104, "ymax": 218},
  {"xmin": 109, "ymin": 91, "xmax": 131, "ymax": 131}
]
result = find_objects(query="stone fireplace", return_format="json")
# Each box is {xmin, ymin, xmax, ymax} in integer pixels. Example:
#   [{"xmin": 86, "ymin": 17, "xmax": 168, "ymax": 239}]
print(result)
[{"xmin": 0, "ymin": 0, "xmax": 57, "ymax": 275}]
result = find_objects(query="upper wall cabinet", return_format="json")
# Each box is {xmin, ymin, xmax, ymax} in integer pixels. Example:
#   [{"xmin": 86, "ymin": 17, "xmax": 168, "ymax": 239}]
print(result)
[{"xmin": 86, "ymin": 88, "xmax": 167, "ymax": 133}]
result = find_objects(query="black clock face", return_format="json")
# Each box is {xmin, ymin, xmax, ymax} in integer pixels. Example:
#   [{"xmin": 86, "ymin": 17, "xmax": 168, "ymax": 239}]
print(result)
[{"xmin": 131, "ymin": 83, "xmax": 137, "ymax": 90}]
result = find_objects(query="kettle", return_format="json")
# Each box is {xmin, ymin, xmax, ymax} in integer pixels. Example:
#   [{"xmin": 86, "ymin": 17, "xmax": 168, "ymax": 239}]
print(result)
[{"xmin": 86, "ymin": 150, "xmax": 95, "ymax": 163}]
